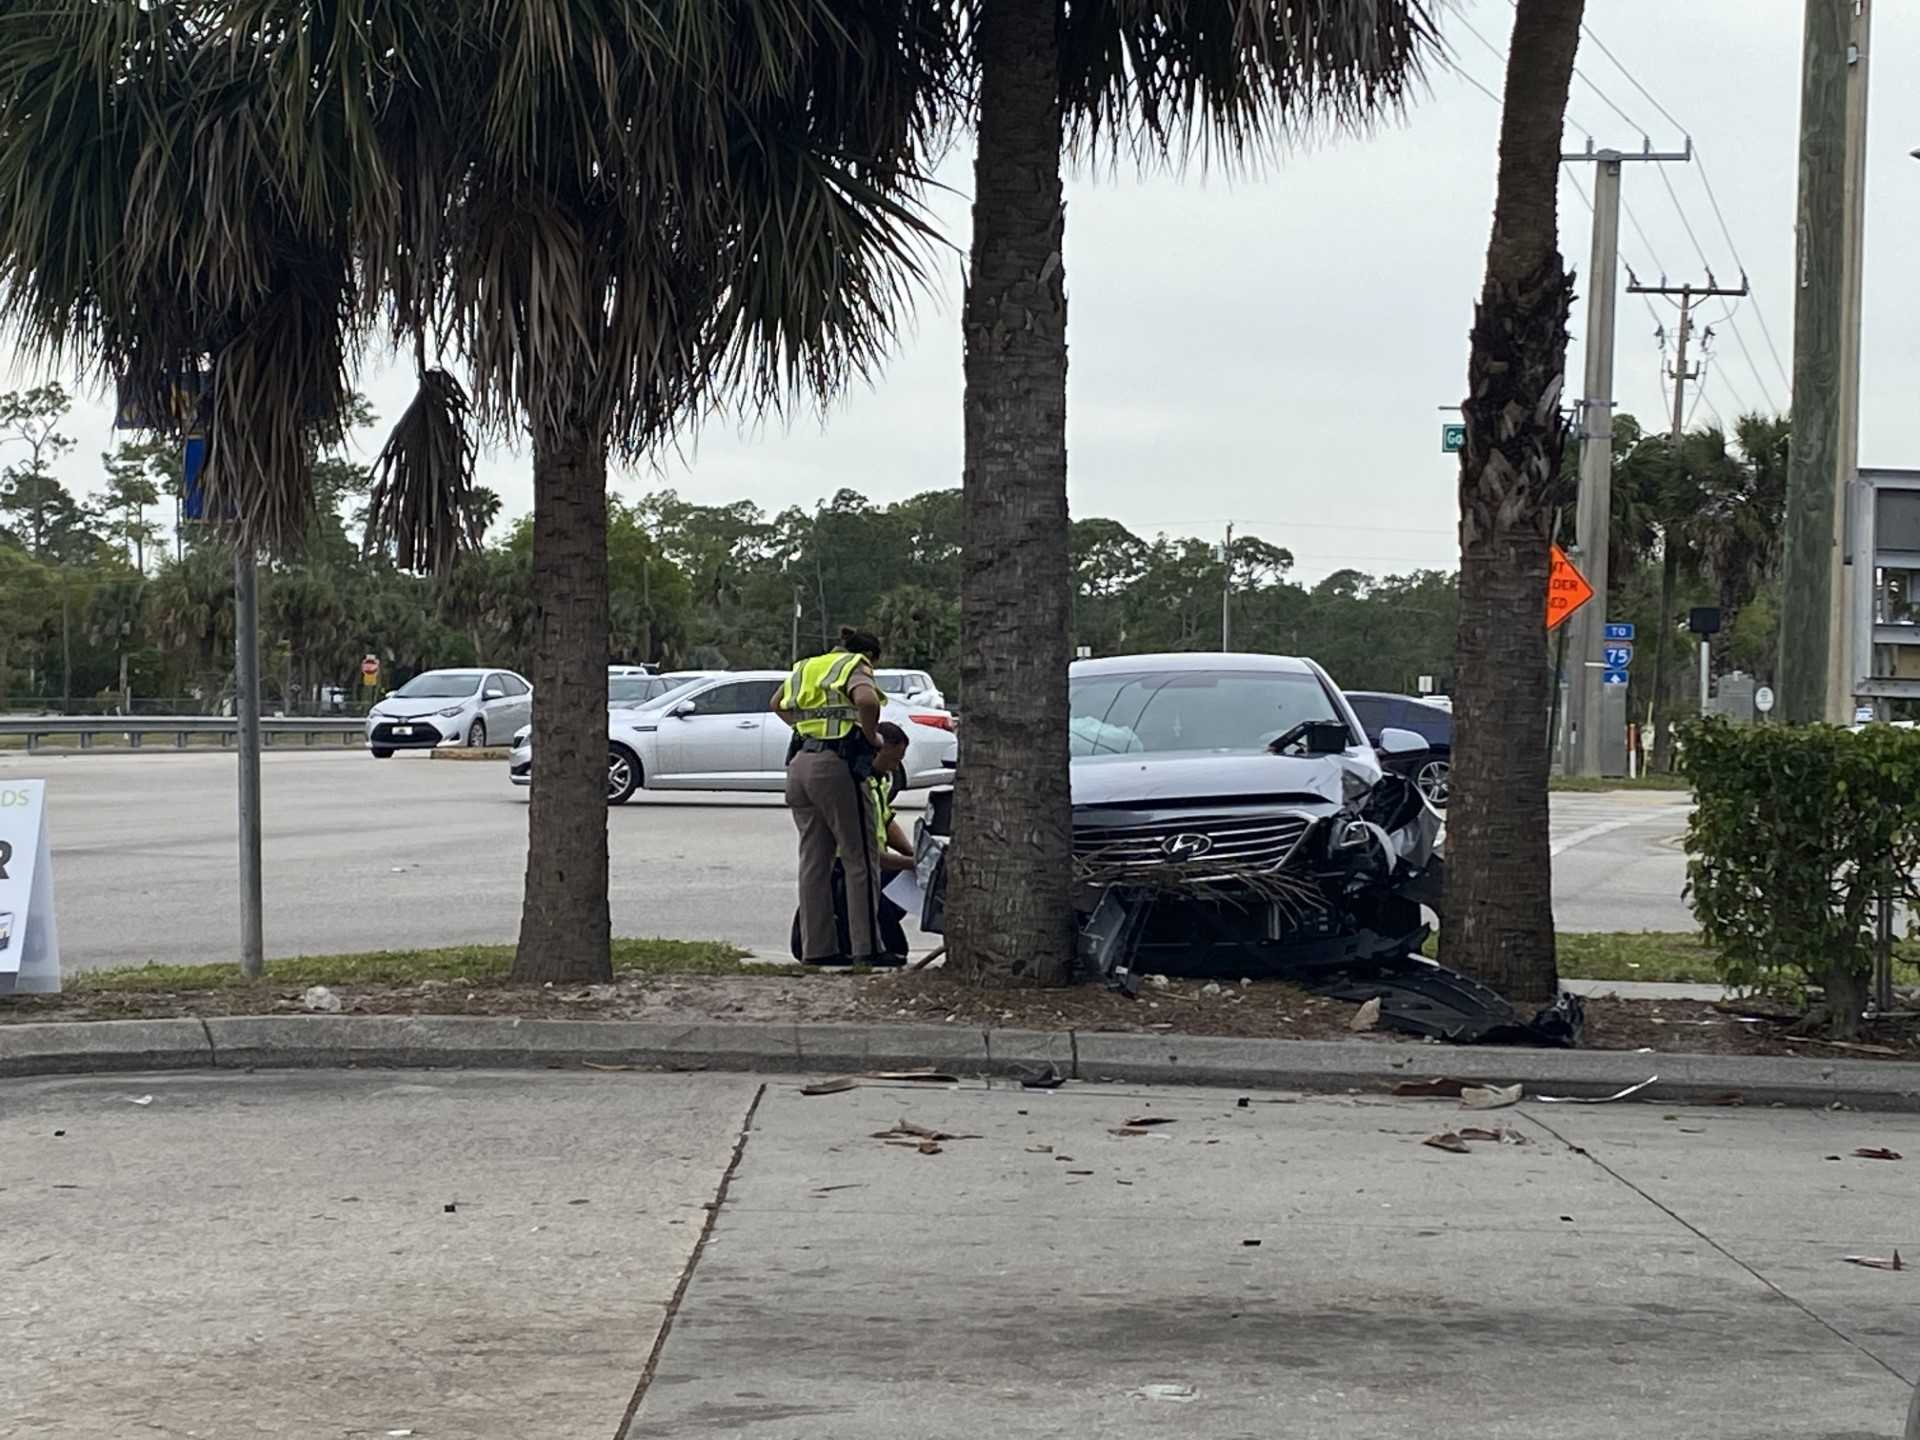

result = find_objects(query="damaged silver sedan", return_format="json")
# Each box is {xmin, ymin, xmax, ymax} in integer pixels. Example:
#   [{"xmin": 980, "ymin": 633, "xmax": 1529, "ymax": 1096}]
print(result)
[{"xmin": 916, "ymin": 652, "xmax": 1579, "ymax": 1046}]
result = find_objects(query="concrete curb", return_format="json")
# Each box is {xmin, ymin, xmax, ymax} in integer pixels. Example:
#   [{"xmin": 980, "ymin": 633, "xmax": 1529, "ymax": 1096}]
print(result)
[
  {"xmin": 427, "ymin": 747, "xmax": 510, "ymax": 762},
  {"xmin": 3, "ymin": 1015, "xmax": 1918, "ymax": 1109}
]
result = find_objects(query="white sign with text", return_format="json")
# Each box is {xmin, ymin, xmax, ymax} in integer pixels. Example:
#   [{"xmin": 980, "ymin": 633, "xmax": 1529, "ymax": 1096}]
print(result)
[{"xmin": 0, "ymin": 780, "xmax": 59, "ymax": 994}]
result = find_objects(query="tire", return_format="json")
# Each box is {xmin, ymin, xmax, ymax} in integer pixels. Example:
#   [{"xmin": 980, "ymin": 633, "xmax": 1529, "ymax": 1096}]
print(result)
[
  {"xmin": 370, "ymin": 747, "xmax": 393, "ymax": 759},
  {"xmin": 607, "ymin": 745, "xmax": 642, "ymax": 805},
  {"xmin": 466, "ymin": 719, "xmax": 487, "ymax": 747},
  {"xmin": 1415, "ymin": 757, "xmax": 1450, "ymax": 808}
]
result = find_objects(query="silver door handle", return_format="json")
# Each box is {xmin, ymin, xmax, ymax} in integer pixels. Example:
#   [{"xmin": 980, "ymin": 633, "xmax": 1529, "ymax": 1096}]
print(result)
[{"xmin": 736, "ymin": 720, "xmax": 758, "ymax": 729}]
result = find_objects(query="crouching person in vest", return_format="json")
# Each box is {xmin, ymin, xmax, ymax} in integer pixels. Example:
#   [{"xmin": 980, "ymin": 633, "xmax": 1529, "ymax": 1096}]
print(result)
[
  {"xmin": 787, "ymin": 722, "xmax": 916, "ymax": 964},
  {"xmin": 774, "ymin": 626, "xmax": 893, "ymax": 965}
]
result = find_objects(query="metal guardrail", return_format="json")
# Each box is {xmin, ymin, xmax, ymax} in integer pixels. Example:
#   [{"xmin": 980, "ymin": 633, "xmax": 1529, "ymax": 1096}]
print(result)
[{"xmin": 0, "ymin": 716, "xmax": 365, "ymax": 754}]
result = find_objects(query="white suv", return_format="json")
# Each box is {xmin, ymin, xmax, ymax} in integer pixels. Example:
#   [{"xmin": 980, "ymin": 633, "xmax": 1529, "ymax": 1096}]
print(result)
[{"xmin": 508, "ymin": 669, "xmax": 959, "ymax": 804}]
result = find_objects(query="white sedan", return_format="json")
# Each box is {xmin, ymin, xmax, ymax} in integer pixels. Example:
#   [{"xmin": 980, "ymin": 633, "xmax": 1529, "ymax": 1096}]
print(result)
[
  {"xmin": 508, "ymin": 669, "xmax": 958, "ymax": 804},
  {"xmin": 365, "ymin": 668, "xmax": 533, "ymax": 756}
]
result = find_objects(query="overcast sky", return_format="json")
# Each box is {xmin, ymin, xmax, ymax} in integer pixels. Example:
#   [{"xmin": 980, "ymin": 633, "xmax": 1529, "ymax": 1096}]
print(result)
[{"xmin": 18, "ymin": 0, "xmax": 1920, "ymax": 585}]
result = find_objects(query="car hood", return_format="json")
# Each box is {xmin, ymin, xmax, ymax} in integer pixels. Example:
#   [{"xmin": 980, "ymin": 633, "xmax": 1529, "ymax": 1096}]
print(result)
[
  {"xmin": 1069, "ymin": 750, "xmax": 1378, "ymax": 811},
  {"xmin": 372, "ymin": 694, "xmax": 477, "ymax": 719}
]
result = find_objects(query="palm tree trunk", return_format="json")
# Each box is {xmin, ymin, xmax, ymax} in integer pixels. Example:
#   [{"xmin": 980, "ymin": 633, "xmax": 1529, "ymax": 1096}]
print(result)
[
  {"xmin": 511, "ymin": 420, "xmax": 612, "ymax": 984},
  {"xmin": 949, "ymin": 0, "xmax": 1073, "ymax": 987},
  {"xmin": 1649, "ymin": 543, "xmax": 1678, "ymax": 770},
  {"xmin": 1441, "ymin": 0, "xmax": 1584, "ymax": 1009}
]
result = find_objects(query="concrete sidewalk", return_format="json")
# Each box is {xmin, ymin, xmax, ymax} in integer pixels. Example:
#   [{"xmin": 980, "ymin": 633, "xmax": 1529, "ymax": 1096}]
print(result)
[
  {"xmin": 7, "ymin": 1070, "xmax": 1918, "ymax": 1439},
  {"xmin": 635, "ymin": 1079, "xmax": 1920, "ymax": 1439}
]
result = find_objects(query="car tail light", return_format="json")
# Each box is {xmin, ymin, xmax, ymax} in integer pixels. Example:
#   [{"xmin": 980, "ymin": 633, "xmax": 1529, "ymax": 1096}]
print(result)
[{"xmin": 910, "ymin": 712, "xmax": 954, "ymax": 732}]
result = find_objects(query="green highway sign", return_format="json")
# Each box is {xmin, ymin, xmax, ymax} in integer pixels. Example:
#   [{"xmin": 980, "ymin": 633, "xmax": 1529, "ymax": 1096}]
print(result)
[{"xmin": 1441, "ymin": 422, "xmax": 1466, "ymax": 453}]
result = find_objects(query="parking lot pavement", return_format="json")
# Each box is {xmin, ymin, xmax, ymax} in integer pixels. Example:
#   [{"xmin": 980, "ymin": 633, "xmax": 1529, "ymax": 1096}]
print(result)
[
  {"xmin": 1, "ymin": 1069, "xmax": 758, "ymax": 1440},
  {"xmin": 0, "ymin": 749, "xmax": 1691, "ymax": 973},
  {"xmin": 11, "ymin": 1070, "xmax": 1915, "ymax": 1439}
]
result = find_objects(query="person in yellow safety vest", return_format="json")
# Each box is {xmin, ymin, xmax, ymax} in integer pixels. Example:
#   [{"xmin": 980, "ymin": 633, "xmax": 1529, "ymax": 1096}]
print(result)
[
  {"xmin": 785, "ymin": 722, "xmax": 916, "ymax": 964},
  {"xmin": 773, "ymin": 625, "xmax": 889, "ymax": 965}
]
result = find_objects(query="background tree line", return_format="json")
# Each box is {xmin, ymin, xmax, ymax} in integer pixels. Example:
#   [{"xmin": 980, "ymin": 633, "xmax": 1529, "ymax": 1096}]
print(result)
[{"xmin": 5, "ymin": 384, "xmax": 1471, "ymax": 711}]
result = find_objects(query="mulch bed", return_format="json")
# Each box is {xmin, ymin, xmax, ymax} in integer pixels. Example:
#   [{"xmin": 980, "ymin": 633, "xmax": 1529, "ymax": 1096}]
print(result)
[{"xmin": 6, "ymin": 970, "xmax": 1919, "ymax": 1061}]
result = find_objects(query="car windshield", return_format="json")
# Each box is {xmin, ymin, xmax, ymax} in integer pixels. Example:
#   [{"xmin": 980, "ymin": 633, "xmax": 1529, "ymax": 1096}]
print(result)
[
  {"xmin": 629, "ymin": 679, "xmax": 705, "ymax": 713},
  {"xmin": 1069, "ymin": 668, "xmax": 1346, "ymax": 756},
  {"xmin": 608, "ymin": 676, "xmax": 659, "ymax": 707},
  {"xmin": 392, "ymin": 673, "xmax": 480, "ymax": 700}
]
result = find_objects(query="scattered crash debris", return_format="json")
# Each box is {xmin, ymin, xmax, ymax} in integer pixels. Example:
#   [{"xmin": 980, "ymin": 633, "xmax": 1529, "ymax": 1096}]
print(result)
[
  {"xmin": 1457, "ymin": 1126, "xmax": 1528, "ymax": 1145},
  {"xmin": 1135, "ymin": 1384, "xmax": 1197, "ymax": 1403},
  {"xmin": 1853, "ymin": 1147, "xmax": 1904, "ymax": 1161},
  {"xmin": 1842, "ymin": 1252, "xmax": 1904, "ymax": 1271},
  {"xmin": 1392, "ymin": 1077, "xmax": 1474, "ymax": 1098},
  {"xmin": 1423, "ymin": 1131, "xmax": 1471, "ymax": 1154},
  {"xmin": 1460, "ymin": 1083, "xmax": 1522, "ymax": 1110},
  {"xmin": 1350, "ymin": 997, "xmax": 1382, "ymax": 1032},
  {"xmin": 300, "ymin": 985, "xmax": 342, "ymax": 1013},
  {"xmin": 1122, "ymin": 1115, "xmax": 1177, "ymax": 1128},
  {"xmin": 1014, "ymin": 1064, "xmax": 1066, "ymax": 1090},
  {"xmin": 1534, "ymin": 1077, "xmax": 1659, "ymax": 1105},
  {"xmin": 800, "ymin": 1077, "xmax": 857, "ymax": 1097},
  {"xmin": 125, "ymin": 1094, "xmax": 154, "ymax": 1107}
]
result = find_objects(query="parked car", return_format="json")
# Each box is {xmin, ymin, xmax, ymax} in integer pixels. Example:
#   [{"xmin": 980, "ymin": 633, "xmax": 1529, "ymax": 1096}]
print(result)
[
  {"xmin": 365, "ymin": 668, "xmax": 532, "ymax": 756},
  {"xmin": 1343, "ymin": 691, "xmax": 1451, "ymax": 806},
  {"xmin": 509, "ymin": 669, "xmax": 959, "ymax": 803},
  {"xmin": 873, "ymin": 668, "xmax": 946, "ymax": 710}
]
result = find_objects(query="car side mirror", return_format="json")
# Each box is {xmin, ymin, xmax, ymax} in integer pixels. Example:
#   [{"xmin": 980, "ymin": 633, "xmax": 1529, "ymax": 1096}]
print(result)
[
  {"xmin": 670, "ymin": 701, "xmax": 697, "ymax": 718},
  {"xmin": 1303, "ymin": 720, "xmax": 1352, "ymax": 755},
  {"xmin": 484, "ymin": 688, "xmax": 505, "ymax": 700},
  {"xmin": 1377, "ymin": 726, "xmax": 1428, "ymax": 758}
]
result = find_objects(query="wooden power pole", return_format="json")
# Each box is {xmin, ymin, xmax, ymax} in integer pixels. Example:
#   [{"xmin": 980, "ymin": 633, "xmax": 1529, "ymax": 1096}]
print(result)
[{"xmin": 1778, "ymin": 0, "xmax": 1853, "ymax": 724}]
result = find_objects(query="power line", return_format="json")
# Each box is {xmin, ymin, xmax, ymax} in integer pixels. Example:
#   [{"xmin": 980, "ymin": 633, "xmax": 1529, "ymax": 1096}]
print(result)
[
  {"xmin": 1655, "ymin": 163, "xmax": 1715, "ymax": 276},
  {"xmin": 1574, "ymin": 14, "xmax": 1793, "ymax": 401}
]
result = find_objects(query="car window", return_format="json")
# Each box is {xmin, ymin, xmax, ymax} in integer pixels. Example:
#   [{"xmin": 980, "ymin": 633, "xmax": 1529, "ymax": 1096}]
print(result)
[
  {"xmin": 1070, "ymin": 669, "xmax": 1345, "ymax": 756},
  {"xmin": 1345, "ymin": 695, "xmax": 1396, "ymax": 740},
  {"xmin": 694, "ymin": 680, "xmax": 782, "ymax": 715},
  {"xmin": 393, "ymin": 672, "xmax": 481, "ymax": 699},
  {"xmin": 499, "ymin": 674, "xmax": 530, "ymax": 697},
  {"xmin": 1404, "ymin": 703, "xmax": 1452, "ymax": 746}
]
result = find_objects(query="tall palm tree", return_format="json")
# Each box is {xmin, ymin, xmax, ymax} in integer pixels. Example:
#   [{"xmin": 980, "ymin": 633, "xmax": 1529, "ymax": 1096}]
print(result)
[
  {"xmin": 357, "ymin": 2, "xmax": 956, "ymax": 982},
  {"xmin": 951, "ymin": 0, "xmax": 1436, "ymax": 985},
  {"xmin": 1441, "ymin": 0, "xmax": 1585, "ymax": 1007},
  {"xmin": 1, "ymin": 0, "xmax": 960, "ymax": 984}
]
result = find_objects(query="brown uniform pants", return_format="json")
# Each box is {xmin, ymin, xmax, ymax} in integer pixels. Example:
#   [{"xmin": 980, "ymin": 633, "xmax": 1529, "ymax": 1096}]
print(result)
[{"xmin": 786, "ymin": 747, "xmax": 881, "ymax": 961}]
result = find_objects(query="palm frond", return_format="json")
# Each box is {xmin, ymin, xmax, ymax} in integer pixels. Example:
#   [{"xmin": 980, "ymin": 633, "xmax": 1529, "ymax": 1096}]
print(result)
[
  {"xmin": 1060, "ymin": 0, "xmax": 1441, "ymax": 170},
  {"xmin": 364, "ymin": 369, "xmax": 482, "ymax": 575}
]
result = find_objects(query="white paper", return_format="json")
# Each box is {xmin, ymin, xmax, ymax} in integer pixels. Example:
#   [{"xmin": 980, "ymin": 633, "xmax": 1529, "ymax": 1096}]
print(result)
[
  {"xmin": 0, "ymin": 780, "xmax": 58, "ymax": 994},
  {"xmin": 883, "ymin": 871, "xmax": 924, "ymax": 916}
]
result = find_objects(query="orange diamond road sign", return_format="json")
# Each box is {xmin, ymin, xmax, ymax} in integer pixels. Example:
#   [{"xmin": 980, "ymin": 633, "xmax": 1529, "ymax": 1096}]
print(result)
[{"xmin": 1546, "ymin": 545, "xmax": 1594, "ymax": 631}]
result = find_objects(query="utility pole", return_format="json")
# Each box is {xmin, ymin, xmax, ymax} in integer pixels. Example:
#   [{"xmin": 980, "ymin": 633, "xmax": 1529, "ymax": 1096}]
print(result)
[
  {"xmin": 1628, "ymin": 275, "xmax": 1749, "ymax": 760},
  {"xmin": 791, "ymin": 583, "xmax": 802, "ymax": 666},
  {"xmin": 1825, "ymin": 0, "xmax": 1872, "ymax": 724},
  {"xmin": 1220, "ymin": 522, "xmax": 1233, "ymax": 651},
  {"xmin": 1560, "ymin": 139, "xmax": 1691, "ymax": 776},
  {"xmin": 1779, "ymin": 0, "xmax": 1852, "ymax": 724}
]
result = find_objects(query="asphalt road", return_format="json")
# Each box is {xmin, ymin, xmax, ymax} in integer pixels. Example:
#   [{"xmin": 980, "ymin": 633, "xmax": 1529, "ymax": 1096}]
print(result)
[
  {"xmin": 8, "ymin": 1070, "xmax": 1915, "ymax": 1438},
  {"xmin": 0, "ymin": 749, "xmax": 1693, "ymax": 973}
]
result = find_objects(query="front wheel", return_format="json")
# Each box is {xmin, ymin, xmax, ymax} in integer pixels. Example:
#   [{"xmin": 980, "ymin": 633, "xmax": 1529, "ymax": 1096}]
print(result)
[
  {"xmin": 607, "ymin": 746, "xmax": 642, "ymax": 805},
  {"xmin": 370, "ymin": 747, "xmax": 393, "ymax": 760},
  {"xmin": 467, "ymin": 720, "xmax": 487, "ymax": 747},
  {"xmin": 1415, "ymin": 757, "xmax": 1449, "ymax": 808}
]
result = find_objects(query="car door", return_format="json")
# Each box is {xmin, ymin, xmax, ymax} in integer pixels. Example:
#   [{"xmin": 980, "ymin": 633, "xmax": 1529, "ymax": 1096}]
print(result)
[
  {"xmin": 654, "ymin": 679, "xmax": 783, "ymax": 788},
  {"xmin": 499, "ymin": 673, "xmax": 533, "ymax": 734}
]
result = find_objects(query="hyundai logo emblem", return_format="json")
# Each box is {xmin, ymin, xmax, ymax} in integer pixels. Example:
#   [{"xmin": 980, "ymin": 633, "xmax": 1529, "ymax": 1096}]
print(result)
[{"xmin": 1161, "ymin": 832, "xmax": 1213, "ymax": 860}]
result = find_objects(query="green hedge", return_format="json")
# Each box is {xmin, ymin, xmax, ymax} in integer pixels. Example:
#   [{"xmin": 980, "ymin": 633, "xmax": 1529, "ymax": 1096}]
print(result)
[{"xmin": 1679, "ymin": 718, "xmax": 1920, "ymax": 1022}]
